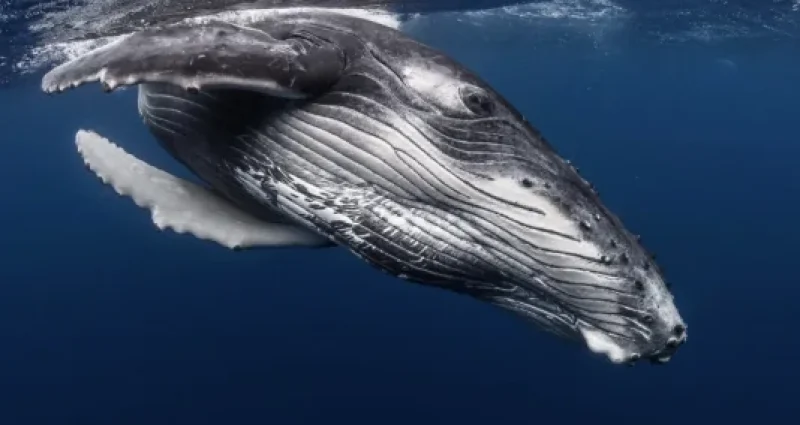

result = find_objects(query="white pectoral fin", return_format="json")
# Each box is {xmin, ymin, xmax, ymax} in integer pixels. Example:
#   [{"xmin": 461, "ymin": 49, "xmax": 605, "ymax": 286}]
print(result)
[{"xmin": 74, "ymin": 129, "xmax": 331, "ymax": 249}]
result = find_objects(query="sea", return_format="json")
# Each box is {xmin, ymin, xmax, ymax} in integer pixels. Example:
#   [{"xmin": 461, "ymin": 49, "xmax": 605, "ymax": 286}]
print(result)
[{"xmin": 0, "ymin": 1, "xmax": 798, "ymax": 424}]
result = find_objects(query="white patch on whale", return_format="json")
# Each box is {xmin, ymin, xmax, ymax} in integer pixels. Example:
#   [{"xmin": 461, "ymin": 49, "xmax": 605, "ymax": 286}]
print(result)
[
  {"xmin": 401, "ymin": 63, "xmax": 466, "ymax": 112},
  {"xmin": 471, "ymin": 176, "xmax": 603, "ymax": 257},
  {"xmin": 579, "ymin": 325, "xmax": 627, "ymax": 364}
]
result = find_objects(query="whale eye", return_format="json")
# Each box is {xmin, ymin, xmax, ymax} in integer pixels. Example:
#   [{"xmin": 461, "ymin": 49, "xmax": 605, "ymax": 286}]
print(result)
[{"xmin": 460, "ymin": 86, "xmax": 494, "ymax": 115}]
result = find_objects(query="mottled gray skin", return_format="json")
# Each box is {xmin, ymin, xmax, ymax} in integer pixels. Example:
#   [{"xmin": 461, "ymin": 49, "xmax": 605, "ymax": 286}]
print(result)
[{"xmin": 41, "ymin": 10, "xmax": 687, "ymax": 365}]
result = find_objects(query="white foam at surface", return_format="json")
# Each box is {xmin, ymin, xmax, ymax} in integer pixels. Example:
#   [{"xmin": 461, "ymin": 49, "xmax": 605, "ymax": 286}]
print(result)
[
  {"xmin": 463, "ymin": 0, "xmax": 625, "ymax": 21},
  {"xmin": 27, "ymin": 1, "xmax": 150, "ymax": 33},
  {"xmin": 11, "ymin": 0, "xmax": 797, "ymax": 77},
  {"xmin": 16, "ymin": 36, "xmax": 127, "ymax": 74},
  {"xmin": 183, "ymin": 7, "xmax": 402, "ymax": 29},
  {"xmin": 15, "ymin": 6, "xmax": 403, "ymax": 75},
  {"xmin": 16, "ymin": 1, "xmax": 631, "ymax": 77}
]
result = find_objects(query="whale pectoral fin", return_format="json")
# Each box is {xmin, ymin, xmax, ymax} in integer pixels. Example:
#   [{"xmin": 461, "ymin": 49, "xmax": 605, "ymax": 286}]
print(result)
[
  {"xmin": 41, "ymin": 20, "xmax": 344, "ymax": 98},
  {"xmin": 75, "ymin": 129, "xmax": 333, "ymax": 250}
]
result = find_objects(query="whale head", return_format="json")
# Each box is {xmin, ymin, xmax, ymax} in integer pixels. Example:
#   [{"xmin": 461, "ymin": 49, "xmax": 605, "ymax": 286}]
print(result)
[{"xmin": 384, "ymin": 47, "xmax": 688, "ymax": 365}]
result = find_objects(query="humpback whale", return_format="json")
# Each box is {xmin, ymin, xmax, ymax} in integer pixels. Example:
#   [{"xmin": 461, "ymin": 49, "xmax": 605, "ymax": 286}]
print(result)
[{"xmin": 41, "ymin": 9, "xmax": 687, "ymax": 365}]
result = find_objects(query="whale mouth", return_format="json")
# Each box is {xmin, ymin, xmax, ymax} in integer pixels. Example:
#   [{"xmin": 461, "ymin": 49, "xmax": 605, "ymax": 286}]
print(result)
[
  {"xmin": 578, "ymin": 323, "xmax": 687, "ymax": 366},
  {"xmin": 487, "ymin": 274, "xmax": 687, "ymax": 366}
]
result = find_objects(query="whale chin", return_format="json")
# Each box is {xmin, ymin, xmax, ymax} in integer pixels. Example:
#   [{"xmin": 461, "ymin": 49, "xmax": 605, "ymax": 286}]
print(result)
[
  {"xmin": 578, "ymin": 326, "xmax": 683, "ymax": 366},
  {"xmin": 485, "ymin": 278, "xmax": 686, "ymax": 366}
]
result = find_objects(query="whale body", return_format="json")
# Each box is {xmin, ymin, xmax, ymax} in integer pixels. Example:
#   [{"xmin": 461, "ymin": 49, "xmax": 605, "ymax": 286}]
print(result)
[{"xmin": 41, "ymin": 8, "xmax": 687, "ymax": 365}]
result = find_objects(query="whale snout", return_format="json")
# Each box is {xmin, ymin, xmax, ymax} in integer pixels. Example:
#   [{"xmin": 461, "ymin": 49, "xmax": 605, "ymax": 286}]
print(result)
[
  {"xmin": 579, "ymin": 315, "xmax": 687, "ymax": 366},
  {"xmin": 576, "ymin": 274, "xmax": 688, "ymax": 366},
  {"xmin": 637, "ymin": 303, "xmax": 688, "ymax": 365}
]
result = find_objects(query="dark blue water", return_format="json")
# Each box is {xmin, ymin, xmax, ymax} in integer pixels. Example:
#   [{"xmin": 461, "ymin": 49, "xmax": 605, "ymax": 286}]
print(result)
[{"xmin": 1, "ymin": 1, "xmax": 799, "ymax": 424}]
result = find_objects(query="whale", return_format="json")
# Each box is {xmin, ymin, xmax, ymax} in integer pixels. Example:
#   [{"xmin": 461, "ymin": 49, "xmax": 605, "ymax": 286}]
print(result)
[{"xmin": 40, "ymin": 8, "xmax": 687, "ymax": 365}]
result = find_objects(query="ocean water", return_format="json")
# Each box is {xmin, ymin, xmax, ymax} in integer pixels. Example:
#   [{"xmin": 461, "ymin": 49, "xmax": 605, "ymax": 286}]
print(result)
[{"xmin": 1, "ymin": 1, "xmax": 799, "ymax": 424}]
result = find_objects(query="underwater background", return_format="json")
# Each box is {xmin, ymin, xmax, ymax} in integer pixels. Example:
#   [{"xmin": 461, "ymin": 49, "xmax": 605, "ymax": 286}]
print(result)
[{"xmin": 1, "ymin": 1, "xmax": 799, "ymax": 424}]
